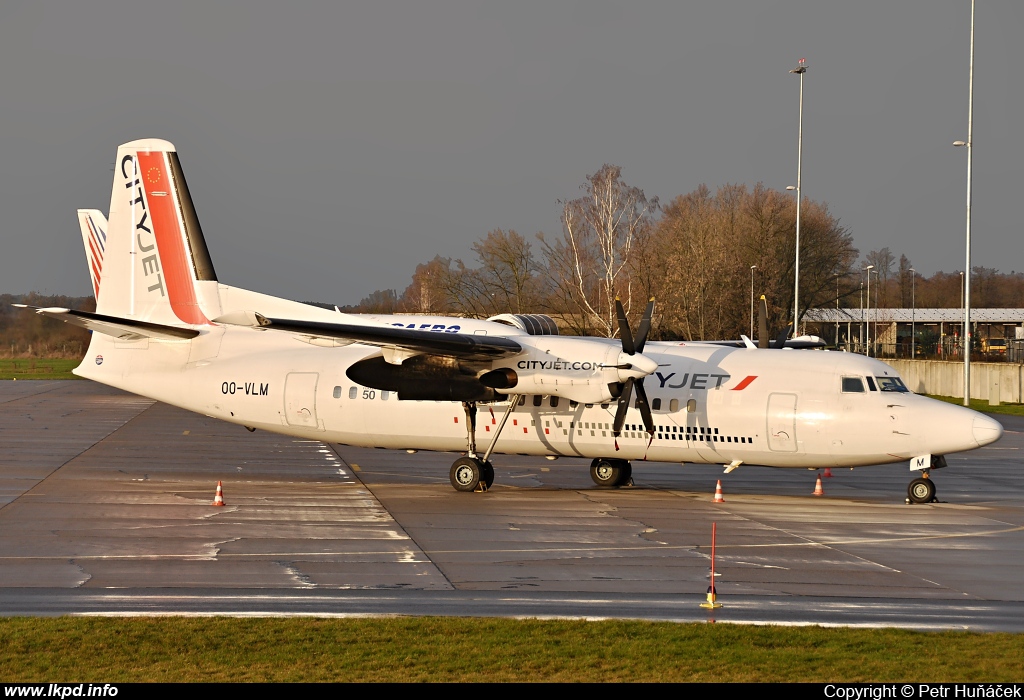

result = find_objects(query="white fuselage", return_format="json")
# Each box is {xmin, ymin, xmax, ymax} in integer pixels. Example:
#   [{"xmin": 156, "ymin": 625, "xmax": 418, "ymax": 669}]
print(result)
[{"xmin": 75, "ymin": 315, "xmax": 1000, "ymax": 470}]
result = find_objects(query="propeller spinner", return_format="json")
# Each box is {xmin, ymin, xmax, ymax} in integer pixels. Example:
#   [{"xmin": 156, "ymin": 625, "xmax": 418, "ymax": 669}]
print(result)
[{"xmin": 611, "ymin": 297, "xmax": 657, "ymax": 443}]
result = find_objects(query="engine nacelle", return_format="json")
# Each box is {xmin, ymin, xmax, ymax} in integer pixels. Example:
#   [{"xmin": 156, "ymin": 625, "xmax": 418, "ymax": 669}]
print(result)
[{"xmin": 488, "ymin": 335, "xmax": 656, "ymax": 404}]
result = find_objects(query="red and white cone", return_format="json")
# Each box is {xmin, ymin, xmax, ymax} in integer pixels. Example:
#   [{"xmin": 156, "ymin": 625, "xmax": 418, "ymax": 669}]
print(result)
[
  {"xmin": 712, "ymin": 480, "xmax": 725, "ymax": 503},
  {"xmin": 212, "ymin": 481, "xmax": 226, "ymax": 506},
  {"xmin": 823, "ymin": 467, "xmax": 833, "ymax": 478},
  {"xmin": 812, "ymin": 475, "xmax": 824, "ymax": 496}
]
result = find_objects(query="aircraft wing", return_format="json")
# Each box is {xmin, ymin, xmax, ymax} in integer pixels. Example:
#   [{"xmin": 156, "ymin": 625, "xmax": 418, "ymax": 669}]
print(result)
[
  {"xmin": 254, "ymin": 314, "xmax": 523, "ymax": 360},
  {"xmin": 14, "ymin": 305, "xmax": 200, "ymax": 341},
  {"xmin": 696, "ymin": 336, "xmax": 828, "ymax": 349}
]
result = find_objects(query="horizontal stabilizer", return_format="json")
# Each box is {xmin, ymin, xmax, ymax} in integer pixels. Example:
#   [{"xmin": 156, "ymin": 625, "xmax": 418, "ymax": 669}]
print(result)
[
  {"xmin": 253, "ymin": 315, "xmax": 523, "ymax": 360},
  {"xmin": 14, "ymin": 305, "xmax": 200, "ymax": 341}
]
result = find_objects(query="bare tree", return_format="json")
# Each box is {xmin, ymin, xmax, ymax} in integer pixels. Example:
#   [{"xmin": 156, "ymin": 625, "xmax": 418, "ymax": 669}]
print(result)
[
  {"xmin": 539, "ymin": 165, "xmax": 658, "ymax": 337},
  {"xmin": 865, "ymin": 248, "xmax": 895, "ymax": 307},
  {"xmin": 471, "ymin": 229, "xmax": 542, "ymax": 315}
]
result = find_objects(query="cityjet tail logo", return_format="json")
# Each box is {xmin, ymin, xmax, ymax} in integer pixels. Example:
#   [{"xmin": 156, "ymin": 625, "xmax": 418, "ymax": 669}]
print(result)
[
  {"xmin": 122, "ymin": 154, "xmax": 165, "ymax": 297},
  {"xmin": 517, "ymin": 360, "xmax": 597, "ymax": 371}
]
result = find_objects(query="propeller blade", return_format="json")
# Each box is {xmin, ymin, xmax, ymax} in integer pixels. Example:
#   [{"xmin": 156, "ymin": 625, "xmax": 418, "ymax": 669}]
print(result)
[
  {"xmin": 615, "ymin": 297, "xmax": 635, "ymax": 356},
  {"xmin": 634, "ymin": 379, "xmax": 655, "ymax": 436},
  {"xmin": 634, "ymin": 297, "xmax": 655, "ymax": 353},
  {"xmin": 758, "ymin": 295, "xmax": 769, "ymax": 349},
  {"xmin": 611, "ymin": 377, "xmax": 634, "ymax": 437},
  {"xmin": 774, "ymin": 323, "xmax": 793, "ymax": 349}
]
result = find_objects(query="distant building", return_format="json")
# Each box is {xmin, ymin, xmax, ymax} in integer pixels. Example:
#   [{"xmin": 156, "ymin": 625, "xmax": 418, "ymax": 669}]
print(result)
[{"xmin": 802, "ymin": 308, "xmax": 1024, "ymax": 359}]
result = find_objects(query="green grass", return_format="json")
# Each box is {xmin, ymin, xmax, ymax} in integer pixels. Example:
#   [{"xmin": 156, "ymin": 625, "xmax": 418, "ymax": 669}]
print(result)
[
  {"xmin": 927, "ymin": 394, "xmax": 1024, "ymax": 417},
  {"xmin": 1, "ymin": 617, "xmax": 1023, "ymax": 682},
  {"xmin": 0, "ymin": 358, "xmax": 81, "ymax": 380}
]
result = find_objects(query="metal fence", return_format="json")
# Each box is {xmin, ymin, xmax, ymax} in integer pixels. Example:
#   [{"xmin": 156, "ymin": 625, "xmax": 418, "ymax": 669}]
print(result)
[{"xmin": 835, "ymin": 339, "xmax": 1024, "ymax": 362}]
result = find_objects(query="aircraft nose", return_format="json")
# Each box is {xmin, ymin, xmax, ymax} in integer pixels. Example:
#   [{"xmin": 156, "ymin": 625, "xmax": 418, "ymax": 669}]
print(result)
[{"xmin": 973, "ymin": 414, "xmax": 1003, "ymax": 447}]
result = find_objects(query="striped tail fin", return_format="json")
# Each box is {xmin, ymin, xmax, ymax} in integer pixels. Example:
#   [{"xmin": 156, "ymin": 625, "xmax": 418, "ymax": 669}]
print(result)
[{"xmin": 77, "ymin": 209, "xmax": 108, "ymax": 299}]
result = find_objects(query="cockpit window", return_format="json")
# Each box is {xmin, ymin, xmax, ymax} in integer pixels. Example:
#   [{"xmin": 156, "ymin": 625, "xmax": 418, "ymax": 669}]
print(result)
[
  {"xmin": 841, "ymin": 376, "xmax": 865, "ymax": 393},
  {"xmin": 866, "ymin": 376, "xmax": 877, "ymax": 391},
  {"xmin": 876, "ymin": 376, "xmax": 910, "ymax": 393}
]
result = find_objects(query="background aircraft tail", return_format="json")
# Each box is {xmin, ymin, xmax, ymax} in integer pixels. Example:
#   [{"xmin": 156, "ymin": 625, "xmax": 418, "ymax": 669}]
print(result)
[
  {"xmin": 77, "ymin": 209, "xmax": 107, "ymax": 300},
  {"xmin": 96, "ymin": 139, "xmax": 221, "ymax": 326}
]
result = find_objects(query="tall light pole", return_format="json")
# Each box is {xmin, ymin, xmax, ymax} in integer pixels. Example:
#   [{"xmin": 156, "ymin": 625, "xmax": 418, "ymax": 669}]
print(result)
[
  {"xmin": 859, "ymin": 282, "xmax": 864, "ymax": 352},
  {"xmin": 789, "ymin": 57, "xmax": 807, "ymax": 337},
  {"xmin": 836, "ymin": 275, "xmax": 840, "ymax": 349},
  {"xmin": 750, "ymin": 265, "xmax": 758, "ymax": 339},
  {"xmin": 865, "ymin": 265, "xmax": 875, "ymax": 356},
  {"xmin": 910, "ymin": 268, "xmax": 916, "ymax": 358},
  {"xmin": 954, "ymin": 0, "xmax": 975, "ymax": 407}
]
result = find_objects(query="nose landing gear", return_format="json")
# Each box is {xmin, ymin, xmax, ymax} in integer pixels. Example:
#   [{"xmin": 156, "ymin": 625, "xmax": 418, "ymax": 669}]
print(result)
[{"xmin": 907, "ymin": 474, "xmax": 937, "ymax": 504}]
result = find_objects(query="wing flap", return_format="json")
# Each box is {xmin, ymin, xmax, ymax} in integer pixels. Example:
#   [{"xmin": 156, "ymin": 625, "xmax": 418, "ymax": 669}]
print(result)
[{"xmin": 14, "ymin": 305, "xmax": 200, "ymax": 341}]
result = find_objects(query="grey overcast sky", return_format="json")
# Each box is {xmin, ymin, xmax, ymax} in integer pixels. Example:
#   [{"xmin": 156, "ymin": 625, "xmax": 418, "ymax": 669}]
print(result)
[{"xmin": 1, "ymin": 1, "xmax": 1021, "ymax": 304}]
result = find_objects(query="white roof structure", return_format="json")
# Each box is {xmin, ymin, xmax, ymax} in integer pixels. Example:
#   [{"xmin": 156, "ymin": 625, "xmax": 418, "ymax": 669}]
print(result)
[{"xmin": 804, "ymin": 308, "xmax": 1024, "ymax": 323}]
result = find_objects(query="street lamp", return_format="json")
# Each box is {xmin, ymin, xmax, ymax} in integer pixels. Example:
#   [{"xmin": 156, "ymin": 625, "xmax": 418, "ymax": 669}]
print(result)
[
  {"xmin": 865, "ymin": 265, "xmax": 875, "ymax": 356},
  {"xmin": 859, "ymin": 281, "xmax": 864, "ymax": 353},
  {"xmin": 910, "ymin": 268, "xmax": 916, "ymax": 358},
  {"xmin": 750, "ymin": 265, "xmax": 758, "ymax": 339},
  {"xmin": 789, "ymin": 57, "xmax": 807, "ymax": 337},
  {"xmin": 953, "ymin": 0, "xmax": 975, "ymax": 407}
]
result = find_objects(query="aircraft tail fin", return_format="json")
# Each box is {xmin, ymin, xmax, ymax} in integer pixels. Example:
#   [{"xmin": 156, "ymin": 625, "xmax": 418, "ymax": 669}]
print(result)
[
  {"xmin": 97, "ymin": 139, "xmax": 221, "ymax": 325},
  {"xmin": 77, "ymin": 209, "xmax": 108, "ymax": 300}
]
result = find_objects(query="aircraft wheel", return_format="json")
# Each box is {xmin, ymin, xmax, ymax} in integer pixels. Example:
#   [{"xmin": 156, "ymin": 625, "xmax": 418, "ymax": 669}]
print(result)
[
  {"xmin": 481, "ymin": 461, "xmax": 495, "ymax": 490},
  {"xmin": 591, "ymin": 458, "xmax": 624, "ymax": 488},
  {"xmin": 450, "ymin": 457, "xmax": 484, "ymax": 492},
  {"xmin": 616, "ymin": 461, "xmax": 633, "ymax": 487},
  {"xmin": 907, "ymin": 477, "xmax": 936, "ymax": 504}
]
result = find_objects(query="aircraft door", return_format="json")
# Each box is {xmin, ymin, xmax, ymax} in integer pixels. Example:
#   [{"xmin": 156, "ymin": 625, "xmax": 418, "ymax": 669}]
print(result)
[
  {"xmin": 767, "ymin": 392, "xmax": 798, "ymax": 452},
  {"xmin": 284, "ymin": 372, "xmax": 321, "ymax": 429}
]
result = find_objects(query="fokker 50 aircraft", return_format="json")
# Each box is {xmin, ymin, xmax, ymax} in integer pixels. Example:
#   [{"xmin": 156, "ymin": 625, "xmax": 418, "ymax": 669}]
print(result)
[{"xmin": 21, "ymin": 139, "xmax": 1003, "ymax": 504}]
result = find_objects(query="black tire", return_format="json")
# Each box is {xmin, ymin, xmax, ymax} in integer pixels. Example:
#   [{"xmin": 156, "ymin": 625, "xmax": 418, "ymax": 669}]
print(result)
[
  {"xmin": 591, "ymin": 458, "xmax": 623, "ymax": 488},
  {"xmin": 481, "ymin": 461, "xmax": 495, "ymax": 489},
  {"xmin": 616, "ymin": 461, "xmax": 633, "ymax": 487},
  {"xmin": 450, "ymin": 457, "xmax": 483, "ymax": 492},
  {"xmin": 907, "ymin": 477, "xmax": 936, "ymax": 504}
]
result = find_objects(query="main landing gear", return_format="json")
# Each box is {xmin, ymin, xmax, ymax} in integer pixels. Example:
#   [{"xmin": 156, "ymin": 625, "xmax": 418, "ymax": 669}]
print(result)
[
  {"xmin": 449, "ymin": 398, "xmax": 517, "ymax": 492},
  {"xmin": 590, "ymin": 458, "xmax": 632, "ymax": 488}
]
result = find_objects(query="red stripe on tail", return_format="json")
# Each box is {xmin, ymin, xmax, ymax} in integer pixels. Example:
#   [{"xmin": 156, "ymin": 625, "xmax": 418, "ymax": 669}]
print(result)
[{"xmin": 136, "ymin": 150, "xmax": 210, "ymax": 325}]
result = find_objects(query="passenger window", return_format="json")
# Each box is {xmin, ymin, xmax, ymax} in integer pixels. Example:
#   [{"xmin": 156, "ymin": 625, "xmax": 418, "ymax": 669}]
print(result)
[
  {"xmin": 652, "ymin": 398, "xmax": 662, "ymax": 410},
  {"xmin": 517, "ymin": 395, "xmax": 527, "ymax": 406},
  {"xmin": 549, "ymin": 396, "xmax": 559, "ymax": 408},
  {"xmin": 866, "ymin": 377, "xmax": 878, "ymax": 391},
  {"xmin": 670, "ymin": 399, "xmax": 679, "ymax": 412},
  {"xmin": 348, "ymin": 387, "xmax": 357, "ymax": 399},
  {"xmin": 333, "ymin": 386, "xmax": 342, "ymax": 399},
  {"xmin": 382, "ymin": 390, "xmax": 390, "ymax": 401},
  {"xmin": 533, "ymin": 395, "xmax": 543, "ymax": 407},
  {"xmin": 686, "ymin": 399, "xmax": 696, "ymax": 413},
  {"xmin": 841, "ymin": 377, "xmax": 865, "ymax": 393},
  {"xmin": 570, "ymin": 400, "xmax": 578, "ymax": 409}
]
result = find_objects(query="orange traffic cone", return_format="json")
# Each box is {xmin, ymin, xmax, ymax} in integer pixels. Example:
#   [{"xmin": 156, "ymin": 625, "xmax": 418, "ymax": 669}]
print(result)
[
  {"xmin": 712, "ymin": 480, "xmax": 725, "ymax": 503},
  {"xmin": 823, "ymin": 467, "xmax": 833, "ymax": 478},
  {"xmin": 212, "ymin": 481, "xmax": 226, "ymax": 506},
  {"xmin": 812, "ymin": 474, "xmax": 824, "ymax": 496}
]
